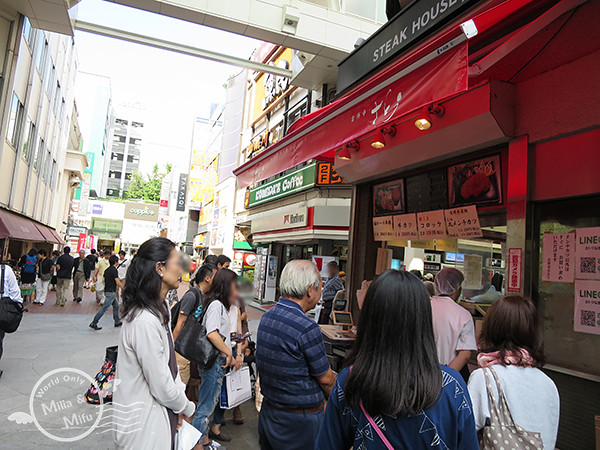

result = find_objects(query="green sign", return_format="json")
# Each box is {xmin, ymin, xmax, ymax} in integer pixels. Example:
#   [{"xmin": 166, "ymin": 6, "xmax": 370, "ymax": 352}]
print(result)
[
  {"xmin": 92, "ymin": 218, "xmax": 123, "ymax": 233},
  {"xmin": 85, "ymin": 152, "xmax": 94, "ymax": 174},
  {"xmin": 247, "ymin": 163, "xmax": 316, "ymax": 208}
]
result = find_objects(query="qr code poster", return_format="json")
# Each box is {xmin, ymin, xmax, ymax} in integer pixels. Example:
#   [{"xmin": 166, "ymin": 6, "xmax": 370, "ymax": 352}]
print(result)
[
  {"xmin": 574, "ymin": 280, "xmax": 600, "ymax": 335},
  {"xmin": 575, "ymin": 227, "xmax": 600, "ymax": 280}
]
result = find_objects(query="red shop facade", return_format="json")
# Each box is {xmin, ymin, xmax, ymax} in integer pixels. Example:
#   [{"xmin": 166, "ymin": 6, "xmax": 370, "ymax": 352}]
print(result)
[{"xmin": 235, "ymin": 0, "xmax": 600, "ymax": 446}]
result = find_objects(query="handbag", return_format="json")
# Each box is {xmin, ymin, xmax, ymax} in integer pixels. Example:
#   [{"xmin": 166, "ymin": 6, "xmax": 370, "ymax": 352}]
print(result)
[
  {"xmin": 220, "ymin": 366, "xmax": 252, "ymax": 409},
  {"xmin": 0, "ymin": 265, "xmax": 24, "ymax": 333},
  {"xmin": 480, "ymin": 367, "xmax": 544, "ymax": 450},
  {"xmin": 85, "ymin": 346, "xmax": 118, "ymax": 404},
  {"xmin": 174, "ymin": 304, "xmax": 223, "ymax": 370}
]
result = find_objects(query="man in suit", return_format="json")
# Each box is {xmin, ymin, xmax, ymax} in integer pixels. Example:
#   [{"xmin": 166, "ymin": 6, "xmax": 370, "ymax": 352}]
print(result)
[{"xmin": 72, "ymin": 249, "xmax": 91, "ymax": 303}]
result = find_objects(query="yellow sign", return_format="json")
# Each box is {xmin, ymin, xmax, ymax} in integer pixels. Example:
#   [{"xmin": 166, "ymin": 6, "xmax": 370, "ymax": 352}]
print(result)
[{"xmin": 252, "ymin": 48, "xmax": 292, "ymax": 121}]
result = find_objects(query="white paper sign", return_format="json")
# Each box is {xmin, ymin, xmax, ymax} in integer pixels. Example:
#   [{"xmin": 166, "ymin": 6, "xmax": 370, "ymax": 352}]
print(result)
[
  {"xmin": 576, "ymin": 227, "xmax": 600, "ymax": 280},
  {"xmin": 393, "ymin": 213, "xmax": 418, "ymax": 240},
  {"xmin": 463, "ymin": 254, "xmax": 483, "ymax": 290},
  {"xmin": 372, "ymin": 216, "xmax": 394, "ymax": 241},
  {"xmin": 417, "ymin": 210, "xmax": 447, "ymax": 240},
  {"xmin": 542, "ymin": 233, "xmax": 575, "ymax": 282},
  {"xmin": 574, "ymin": 280, "xmax": 600, "ymax": 335},
  {"xmin": 444, "ymin": 205, "xmax": 483, "ymax": 238}
]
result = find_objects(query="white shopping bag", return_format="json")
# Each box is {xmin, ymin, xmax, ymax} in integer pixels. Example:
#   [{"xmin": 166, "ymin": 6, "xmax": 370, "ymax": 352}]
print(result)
[
  {"xmin": 220, "ymin": 366, "xmax": 252, "ymax": 410},
  {"xmin": 174, "ymin": 420, "xmax": 202, "ymax": 450}
]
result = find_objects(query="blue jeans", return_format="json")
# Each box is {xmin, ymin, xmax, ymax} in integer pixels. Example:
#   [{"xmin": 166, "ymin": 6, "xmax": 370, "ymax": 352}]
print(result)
[
  {"xmin": 92, "ymin": 292, "xmax": 120, "ymax": 326},
  {"xmin": 192, "ymin": 358, "xmax": 226, "ymax": 437},
  {"xmin": 258, "ymin": 401, "xmax": 324, "ymax": 450}
]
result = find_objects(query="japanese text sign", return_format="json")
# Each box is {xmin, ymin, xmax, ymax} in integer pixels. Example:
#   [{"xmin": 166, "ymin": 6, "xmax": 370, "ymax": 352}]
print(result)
[
  {"xmin": 574, "ymin": 280, "xmax": 600, "ymax": 335},
  {"xmin": 507, "ymin": 248, "xmax": 522, "ymax": 292},
  {"xmin": 393, "ymin": 213, "xmax": 418, "ymax": 240},
  {"xmin": 575, "ymin": 227, "xmax": 600, "ymax": 280},
  {"xmin": 542, "ymin": 233, "xmax": 575, "ymax": 282},
  {"xmin": 373, "ymin": 217, "xmax": 394, "ymax": 241},
  {"xmin": 444, "ymin": 205, "xmax": 483, "ymax": 238},
  {"xmin": 417, "ymin": 210, "xmax": 447, "ymax": 240}
]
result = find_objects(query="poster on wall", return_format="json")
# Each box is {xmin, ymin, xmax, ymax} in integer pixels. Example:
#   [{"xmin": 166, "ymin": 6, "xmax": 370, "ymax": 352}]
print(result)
[
  {"xmin": 463, "ymin": 254, "xmax": 483, "ymax": 290},
  {"xmin": 444, "ymin": 205, "xmax": 483, "ymax": 238},
  {"xmin": 575, "ymin": 227, "xmax": 600, "ymax": 280},
  {"xmin": 542, "ymin": 233, "xmax": 575, "ymax": 282},
  {"xmin": 507, "ymin": 248, "xmax": 522, "ymax": 292},
  {"xmin": 393, "ymin": 213, "xmax": 418, "ymax": 240},
  {"xmin": 372, "ymin": 217, "xmax": 395, "ymax": 241},
  {"xmin": 448, "ymin": 155, "xmax": 502, "ymax": 207},
  {"xmin": 574, "ymin": 280, "xmax": 600, "ymax": 335},
  {"xmin": 373, "ymin": 179, "xmax": 405, "ymax": 217},
  {"xmin": 416, "ymin": 210, "xmax": 447, "ymax": 240}
]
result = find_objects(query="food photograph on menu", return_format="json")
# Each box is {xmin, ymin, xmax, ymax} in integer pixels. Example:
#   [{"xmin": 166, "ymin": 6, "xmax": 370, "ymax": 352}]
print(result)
[
  {"xmin": 448, "ymin": 155, "xmax": 502, "ymax": 207},
  {"xmin": 373, "ymin": 178, "xmax": 405, "ymax": 217}
]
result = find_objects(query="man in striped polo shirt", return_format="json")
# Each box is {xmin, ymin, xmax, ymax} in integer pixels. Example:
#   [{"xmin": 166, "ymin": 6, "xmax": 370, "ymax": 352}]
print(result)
[{"xmin": 256, "ymin": 260, "xmax": 337, "ymax": 450}]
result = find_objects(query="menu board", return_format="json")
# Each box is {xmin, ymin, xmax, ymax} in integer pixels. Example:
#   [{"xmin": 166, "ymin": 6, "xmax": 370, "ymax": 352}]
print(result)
[
  {"xmin": 574, "ymin": 280, "xmax": 600, "ymax": 335},
  {"xmin": 575, "ymin": 227, "xmax": 600, "ymax": 280},
  {"xmin": 444, "ymin": 205, "xmax": 483, "ymax": 238},
  {"xmin": 393, "ymin": 213, "xmax": 418, "ymax": 240},
  {"xmin": 416, "ymin": 210, "xmax": 447, "ymax": 240},
  {"xmin": 542, "ymin": 233, "xmax": 575, "ymax": 282},
  {"xmin": 463, "ymin": 254, "xmax": 483, "ymax": 290},
  {"xmin": 372, "ymin": 217, "xmax": 394, "ymax": 241}
]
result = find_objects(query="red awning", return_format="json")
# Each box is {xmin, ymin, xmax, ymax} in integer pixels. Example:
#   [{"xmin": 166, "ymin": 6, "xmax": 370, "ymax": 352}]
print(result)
[
  {"xmin": 0, "ymin": 208, "xmax": 63, "ymax": 244},
  {"xmin": 234, "ymin": 0, "xmax": 543, "ymax": 188}
]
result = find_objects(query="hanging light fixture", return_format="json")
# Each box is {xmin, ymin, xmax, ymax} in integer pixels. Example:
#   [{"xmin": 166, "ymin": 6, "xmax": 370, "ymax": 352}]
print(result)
[
  {"xmin": 338, "ymin": 140, "xmax": 360, "ymax": 160},
  {"xmin": 414, "ymin": 104, "xmax": 445, "ymax": 130},
  {"xmin": 370, "ymin": 125, "xmax": 396, "ymax": 149}
]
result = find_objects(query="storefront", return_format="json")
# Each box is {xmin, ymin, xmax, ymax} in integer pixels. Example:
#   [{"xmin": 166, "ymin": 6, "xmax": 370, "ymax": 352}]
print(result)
[{"xmin": 234, "ymin": 0, "xmax": 600, "ymax": 446}]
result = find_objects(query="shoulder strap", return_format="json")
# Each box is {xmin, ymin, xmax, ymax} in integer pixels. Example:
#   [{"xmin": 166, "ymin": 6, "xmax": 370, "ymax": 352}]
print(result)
[
  {"xmin": 489, "ymin": 367, "xmax": 517, "ymax": 427},
  {"xmin": 360, "ymin": 401, "xmax": 393, "ymax": 450},
  {"xmin": 193, "ymin": 287, "xmax": 202, "ymax": 310}
]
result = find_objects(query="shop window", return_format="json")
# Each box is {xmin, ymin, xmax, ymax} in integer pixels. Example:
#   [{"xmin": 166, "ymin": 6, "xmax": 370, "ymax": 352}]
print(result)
[{"xmin": 6, "ymin": 92, "xmax": 24, "ymax": 148}]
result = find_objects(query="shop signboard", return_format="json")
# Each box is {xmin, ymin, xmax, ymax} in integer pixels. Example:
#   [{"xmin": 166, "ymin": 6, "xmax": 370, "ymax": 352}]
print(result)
[
  {"xmin": 92, "ymin": 204, "xmax": 103, "ymax": 215},
  {"xmin": 77, "ymin": 233, "xmax": 87, "ymax": 252},
  {"xmin": 176, "ymin": 173, "xmax": 188, "ymax": 212},
  {"xmin": 246, "ymin": 164, "xmax": 316, "ymax": 208},
  {"xmin": 542, "ymin": 232, "xmax": 575, "ymax": 282},
  {"xmin": 416, "ymin": 210, "xmax": 447, "ymax": 240},
  {"xmin": 92, "ymin": 218, "xmax": 123, "ymax": 233},
  {"xmin": 444, "ymin": 205, "xmax": 483, "ymax": 238},
  {"xmin": 337, "ymin": 0, "xmax": 480, "ymax": 92},
  {"xmin": 393, "ymin": 213, "xmax": 418, "ymax": 240},
  {"xmin": 507, "ymin": 248, "xmax": 522, "ymax": 293},
  {"xmin": 315, "ymin": 162, "xmax": 350, "ymax": 187},
  {"xmin": 67, "ymin": 226, "xmax": 87, "ymax": 237},
  {"xmin": 251, "ymin": 207, "xmax": 308, "ymax": 234},
  {"xmin": 574, "ymin": 280, "xmax": 600, "ymax": 335},
  {"xmin": 124, "ymin": 202, "xmax": 159, "ymax": 222},
  {"xmin": 575, "ymin": 227, "xmax": 600, "ymax": 280},
  {"xmin": 373, "ymin": 217, "xmax": 394, "ymax": 241}
]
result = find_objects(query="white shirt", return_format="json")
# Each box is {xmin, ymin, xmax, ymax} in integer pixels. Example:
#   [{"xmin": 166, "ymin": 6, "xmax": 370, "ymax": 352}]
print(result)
[
  {"xmin": 117, "ymin": 258, "xmax": 130, "ymax": 279},
  {"xmin": 1, "ymin": 264, "xmax": 23, "ymax": 303},
  {"xmin": 468, "ymin": 365, "xmax": 560, "ymax": 450},
  {"xmin": 430, "ymin": 295, "xmax": 477, "ymax": 365},
  {"xmin": 203, "ymin": 300, "xmax": 234, "ymax": 355}
]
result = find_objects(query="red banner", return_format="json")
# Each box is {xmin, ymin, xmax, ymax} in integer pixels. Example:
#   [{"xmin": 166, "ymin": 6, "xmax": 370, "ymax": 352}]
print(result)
[
  {"xmin": 77, "ymin": 233, "xmax": 87, "ymax": 252},
  {"xmin": 236, "ymin": 41, "xmax": 468, "ymax": 187}
]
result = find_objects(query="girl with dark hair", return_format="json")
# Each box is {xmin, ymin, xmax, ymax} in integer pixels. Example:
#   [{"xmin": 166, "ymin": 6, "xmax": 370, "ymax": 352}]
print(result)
[
  {"xmin": 191, "ymin": 268, "xmax": 243, "ymax": 449},
  {"xmin": 18, "ymin": 247, "xmax": 38, "ymax": 305},
  {"xmin": 316, "ymin": 270, "xmax": 478, "ymax": 449},
  {"xmin": 113, "ymin": 237, "xmax": 195, "ymax": 449},
  {"xmin": 468, "ymin": 296, "xmax": 559, "ymax": 449}
]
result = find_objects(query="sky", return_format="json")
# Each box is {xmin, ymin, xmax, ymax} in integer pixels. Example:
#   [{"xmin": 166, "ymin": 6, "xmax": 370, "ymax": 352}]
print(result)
[{"xmin": 72, "ymin": 0, "xmax": 260, "ymax": 175}]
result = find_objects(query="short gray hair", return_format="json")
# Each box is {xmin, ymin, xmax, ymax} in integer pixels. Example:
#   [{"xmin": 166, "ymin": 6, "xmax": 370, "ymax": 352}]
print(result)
[{"xmin": 280, "ymin": 260, "xmax": 321, "ymax": 300}]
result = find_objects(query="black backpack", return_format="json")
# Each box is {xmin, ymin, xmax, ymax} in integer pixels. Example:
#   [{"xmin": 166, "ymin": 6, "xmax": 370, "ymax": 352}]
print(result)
[
  {"xmin": 170, "ymin": 287, "xmax": 202, "ymax": 331},
  {"xmin": 0, "ymin": 265, "xmax": 24, "ymax": 333}
]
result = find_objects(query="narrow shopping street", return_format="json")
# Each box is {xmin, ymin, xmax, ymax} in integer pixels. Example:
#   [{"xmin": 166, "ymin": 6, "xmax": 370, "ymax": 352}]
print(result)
[{"xmin": 0, "ymin": 285, "xmax": 263, "ymax": 449}]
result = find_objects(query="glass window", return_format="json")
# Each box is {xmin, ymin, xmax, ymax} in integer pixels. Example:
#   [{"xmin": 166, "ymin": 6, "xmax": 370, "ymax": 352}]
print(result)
[
  {"xmin": 53, "ymin": 82, "xmax": 61, "ymax": 115},
  {"xmin": 46, "ymin": 63, "xmax": 55, "ymax": 96},
  {"xmin": 35, "ymin": 138, "xmax": 45, "ymax": 172},
  {"xmin": 22, "ymin": 119, "xmax": 36, "ymax": 163},
  {"xmin": 35, "ymin": 33, "xmax": 46, "ymax": 72},
  {"xmin": 50, "ymin": 159, "xmax": 57, "ymax": 189},
  {"xmin": 343, "ymin": 0, "xmax": 386, "ymax": 21},
  {"xmin": 22, "ymin": 17, "xmax": 33, "ymax": 47},
  {"xmin": 132, "ymin": 121, "xmax": 143, "ymax": 128},
  {"xmin": 43, "ymin": 148, "xmax": 51, "ymax": 181},
  {"xmin": 115, "ymin": 118, "xmax": 128, "ymax": 126},
  {"xmin": 6, "ymin": 93, "xmax": 25, "ymax": 148}
]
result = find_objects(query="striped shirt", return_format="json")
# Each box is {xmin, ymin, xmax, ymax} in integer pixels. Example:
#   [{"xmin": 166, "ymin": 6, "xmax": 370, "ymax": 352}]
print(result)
[{"xmin": 256, "ymin": 297, "xmax": 331, "ymax": 409}]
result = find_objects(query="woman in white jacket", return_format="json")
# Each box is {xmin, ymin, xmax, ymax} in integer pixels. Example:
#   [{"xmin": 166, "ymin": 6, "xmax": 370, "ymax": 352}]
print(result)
[{"xmin": 113, "ymin": 237, "xmax": 195, "ymax": 449}]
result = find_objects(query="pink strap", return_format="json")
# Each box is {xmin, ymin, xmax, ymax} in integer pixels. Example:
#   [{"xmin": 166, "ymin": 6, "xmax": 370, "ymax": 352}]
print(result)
[{"xmin": 360, "ymin": 401, "xmax": 394, "ymax": 450}]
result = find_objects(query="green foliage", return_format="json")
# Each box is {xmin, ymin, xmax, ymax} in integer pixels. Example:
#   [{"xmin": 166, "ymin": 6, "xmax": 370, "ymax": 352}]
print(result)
[{"xmin": 123, "ymin": 163, "xmax": 172, "ymax": 202}]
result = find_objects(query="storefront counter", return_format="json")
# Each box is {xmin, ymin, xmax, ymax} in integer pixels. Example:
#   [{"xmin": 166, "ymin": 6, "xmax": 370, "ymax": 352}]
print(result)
[{"xmin": 320, "ymin": 325, "xmax": 356, "ymax": 372}]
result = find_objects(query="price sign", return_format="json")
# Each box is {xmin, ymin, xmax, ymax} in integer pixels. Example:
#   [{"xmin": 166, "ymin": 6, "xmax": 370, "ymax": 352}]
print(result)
[
  {"xmin": 417, "ymin": 210, "xmax": 447, "ymax": 240},
  {"xmin": 393, "ymin": 213, "xmax": 418, "ymax": 240},
  {"xmin": 444, "ymin": 205, "xmax": 482, "ymax": 238},
  {"xmin": 373, "ymin": 217, "xmax": 394, "ymax": 241}
]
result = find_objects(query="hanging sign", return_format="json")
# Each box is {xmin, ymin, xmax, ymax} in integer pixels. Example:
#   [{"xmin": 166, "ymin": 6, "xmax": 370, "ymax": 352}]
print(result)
[
  {"xmin": 463, "ymin": 254, "xmax": 483, "ymax": 290},
  {"xmin": 574, "ymin": 280, "xmax": 600, "ymax": 335},
  {"xmin": 373, "ymin": 217, "xmax": 394, "ymax": 241},
  {"xmin": 542, "ymin": 233, "xmax": 575, "ymax": 282},
  {"xmin": 444, "ymin": 205, "xmax": 483, "ymax": 238},
  {"xmin": 575, "ymin": 227, "xmax": 600, "ymax": 280},
  {"xmin": 77, "ymin": 233, "xmax": 87, "ymax": 252},
  {"xmin": 417, "ymin": 210, "xmax": 447, "ymax": 240},
  {"xmin": 507, "ymin": 248, "xmax": 522, "ymax": 293},
  {"xmin": 393, "ymin": 213, "xmax": 418, "ymax": 240}
]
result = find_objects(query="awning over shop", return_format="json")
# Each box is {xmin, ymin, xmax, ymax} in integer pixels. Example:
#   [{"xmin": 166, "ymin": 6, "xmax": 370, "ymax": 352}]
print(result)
[
  {"xmin": 0, "ymin": 208, "xmax": 63, "ymax": 244},
  {"xmin": 234, "ymin": 0, "xmax": 549, "ymax": 188}
]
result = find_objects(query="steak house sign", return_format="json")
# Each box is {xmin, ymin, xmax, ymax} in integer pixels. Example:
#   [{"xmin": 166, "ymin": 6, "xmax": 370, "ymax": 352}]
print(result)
[{"xmin": 337, "ymin": 0, "xmax": 480, "ymax": 92}]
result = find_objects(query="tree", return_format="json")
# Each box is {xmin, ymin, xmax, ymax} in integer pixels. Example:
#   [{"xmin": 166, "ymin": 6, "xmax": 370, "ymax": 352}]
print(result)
[{"xmin": 123, "ymin": 163, "xmax": 172, "ymax": 202}]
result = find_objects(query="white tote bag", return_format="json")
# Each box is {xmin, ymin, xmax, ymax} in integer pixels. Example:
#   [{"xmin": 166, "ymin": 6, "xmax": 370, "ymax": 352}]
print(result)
[
  {"xmin": 174, "ymin": 420, "xmax": 202, "ymax": 450},
  {"xmin": 220, "ymin": 366, "xmax": 252, "ymax": 410}
]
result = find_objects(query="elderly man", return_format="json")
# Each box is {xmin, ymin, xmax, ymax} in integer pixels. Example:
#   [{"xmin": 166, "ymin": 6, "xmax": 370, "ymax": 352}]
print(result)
[
  {"xmin": 72, "ymin": 249, "xmax": 91, "ymax": 303},
  {"xmin": 430, "ymin": 267, "xmax": 477, "ymax": 378},
  {"xmin": 256, "ymin": 260, "xmax": 336, "ymax": 450}
]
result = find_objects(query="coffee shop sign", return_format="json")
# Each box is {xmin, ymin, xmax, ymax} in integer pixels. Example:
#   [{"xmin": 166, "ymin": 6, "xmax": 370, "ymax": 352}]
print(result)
[{"xmin": 129, "ymin": 207, "xmax": 155, "ymax": 217}]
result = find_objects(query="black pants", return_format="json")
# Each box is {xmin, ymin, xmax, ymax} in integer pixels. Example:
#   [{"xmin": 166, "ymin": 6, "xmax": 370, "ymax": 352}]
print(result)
[
  {"xmin": 0, "ymin": 330, "xmax": 5, "ymax": 361},
  {"xmin": 318, "ymin": 303, "xmax": 332, "ymax": 324}
]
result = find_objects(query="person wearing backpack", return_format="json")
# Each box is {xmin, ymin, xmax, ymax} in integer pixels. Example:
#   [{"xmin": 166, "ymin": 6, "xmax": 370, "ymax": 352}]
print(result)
[
  {"xmin": 172, "ymin": 264, "xmax": 217, "ymax": 387},
  {"xmin": 0, "ymin": 263, "xmax": 23, "ymax": 379},
  {"xmin": 18, "ymin": 248, "xmax": 38, "ymax": 305}
]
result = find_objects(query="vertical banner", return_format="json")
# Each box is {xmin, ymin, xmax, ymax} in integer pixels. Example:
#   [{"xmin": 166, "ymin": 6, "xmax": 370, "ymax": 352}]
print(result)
[
  {"xmin": 507, "ymin": 248, "xmax": 522, "ymax": 292},
  {"xmin": 77, "ymin": 233, "xmax": 87, "ymax": 252},
  {"xmin": 176, "ymin": 173, "xmax": 188, "ymax": 212},
  {"xmin": 574, "ymin": 280, "xmax": 600, "ymax": 335}
]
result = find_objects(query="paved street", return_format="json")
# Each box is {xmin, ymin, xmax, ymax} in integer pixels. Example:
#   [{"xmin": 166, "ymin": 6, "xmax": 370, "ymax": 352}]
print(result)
[{"xmin": 0, "ymin": 285, "xmax": 262, "ymax": 449}]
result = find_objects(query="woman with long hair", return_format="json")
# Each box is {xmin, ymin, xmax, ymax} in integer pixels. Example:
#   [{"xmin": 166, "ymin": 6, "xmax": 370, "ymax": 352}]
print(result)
[
  {"xmin": 113, "ymin": 237, "xmax": 195, "ymax": 449},
  {"xmin": 468, "ymin": 296, "xmax": 559, "ymax": 449},
  {"xmin": 316, "ymin": 270, "xmax": 478, "ymax": 449},
  {"xmin": 191, "ymin": 268, "xmax": 243, "ymax": 450}
]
